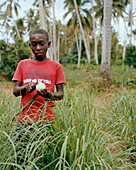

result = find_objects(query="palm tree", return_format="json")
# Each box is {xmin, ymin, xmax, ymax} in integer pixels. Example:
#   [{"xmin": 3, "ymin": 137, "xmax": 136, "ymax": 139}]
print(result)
[
  {"xmin": 52, "ymin": 0, "xmax": 56, "ymax": 61},
  {"xmin": 90, "ymin": 0, "xmax": 98, "ymax": 64},
  {"xmin": 25, "ymin": 8, "xmax": 39, "ymax": 33},
  {"xmin": 93, "ymin": 0, "xmax": 131, "ymax": 70},
  {"xmin": 74, "ymin": 0, "xmax": 91, "ymax": 63},
  {"xmin": 91, "ymin": 0, "xmax": 126, "ymax": 65},
  {"xmin": 57, "ymin": 22, "xmax": 61, "ymax": 62},
  {"xmin": 122, "ymin": 17, "xmax": 128, "ymax": 64},
  {"xmin": 49, "ymin": 23, "xmax": 53, "ymax": 60},
  {"xmin": 93, "ymin": 0, "xmax": 130, "ymax": 42},
  {"xmin": 0, "ymin": 0, "xmax": 21, "ymax": 39},
  {"xmin": 120, "ymin": 0, "xmax": 131, "ymax": 63},
  {"xmin": 33, "ymin": 0, "xmax": 52, "ymax": 29},
  {"xmin": 76, "ymin": 30, "xmax": 82, "ymax": 67},
  {"xmin": 10, "ymin": 18, "xmax": 26, "ymax": 40},
  {"xmin": 94, "ymin": 0, "xmax": 127, "ymax": 25},
  {"xmin": 100, "ymin": 0, "xmax": 113, "ymax": 79},
  {"xmin": 128, "ymin": 0, "xmax": 133, "ymax": 45},
  {"xmin": 39, "ymin": 0, "xmax": 46, "ymax": 29},
  {"xmin": 63, "ymin": 1, "xmax": 82, "ymax": 66},
  {"xmin": 55, "ymin": 20, "xmax": 63, "ymax": 62},
  {"xmin": 64, "ymin": 0, "xmax": 91, "ymax": 64}
]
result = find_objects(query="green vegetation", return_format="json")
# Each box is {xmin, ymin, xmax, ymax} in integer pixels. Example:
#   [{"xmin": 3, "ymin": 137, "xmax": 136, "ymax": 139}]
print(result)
[
  {"xmin": 125, "ymin": 46, "xmax": 136, "ymax": 69},
  {"xmin": 0, "ymin": 0, "xmax": 136, "ymax": 168},
  {"xmin": 0, "ymin": 39, "xmax": 32, "ymax": 80},
  {"xmin": 0, "ymin": 66, "xmax": 136, "ymax": 169},
  {"xmin": 1, "ymin": 37, "xmax": 136, "ymax": 82}
]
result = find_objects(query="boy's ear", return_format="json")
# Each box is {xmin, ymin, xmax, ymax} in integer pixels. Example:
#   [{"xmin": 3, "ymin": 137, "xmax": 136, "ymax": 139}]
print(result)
[{"xmin": 48, "ymin": 41, "xmax": 51, "ymax": 47}]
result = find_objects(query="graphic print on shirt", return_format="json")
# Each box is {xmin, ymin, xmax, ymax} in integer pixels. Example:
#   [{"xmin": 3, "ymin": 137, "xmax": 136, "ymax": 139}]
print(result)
[{"xmin": 23, "ymin": 70, "xmax": 51, "ymax": 85}]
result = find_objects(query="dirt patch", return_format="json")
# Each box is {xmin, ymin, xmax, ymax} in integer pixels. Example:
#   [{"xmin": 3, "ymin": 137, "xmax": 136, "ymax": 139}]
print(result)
[
  {"xmin": 76, "ymin": 83, "xmax": 89, "ymax": 90},
  {"xmin": 0, "ymin": 81, "xmax": 14, "ymax": 95},
  {"xmin": 95, "ymin": 91, "xmax": 114, "ymax": 105},
  {"xmin": 0, "ymin": 75, "xmax": 6, "ymax": 81}
]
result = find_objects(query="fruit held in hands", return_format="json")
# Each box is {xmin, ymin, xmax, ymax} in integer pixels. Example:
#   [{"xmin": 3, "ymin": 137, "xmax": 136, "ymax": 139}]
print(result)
[
  {"xmin": 21, "ymin": 82, "xmax": 46, "ymax": 112},
  {"xmin": 36, "ymin": 82, "xmax": 46, "ymax": 92}
]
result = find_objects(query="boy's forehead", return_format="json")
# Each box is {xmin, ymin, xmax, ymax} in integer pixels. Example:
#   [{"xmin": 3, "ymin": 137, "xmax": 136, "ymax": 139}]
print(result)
[{"xmin": 30, "ymin": 33, "xmax": 47, "ymax": 40}]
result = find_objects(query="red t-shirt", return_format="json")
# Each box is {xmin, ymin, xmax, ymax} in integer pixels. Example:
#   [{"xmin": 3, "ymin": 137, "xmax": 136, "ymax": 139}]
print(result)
[{"xmin": 12, "ymin": 59, "xmax": 66, "ymax": 123}]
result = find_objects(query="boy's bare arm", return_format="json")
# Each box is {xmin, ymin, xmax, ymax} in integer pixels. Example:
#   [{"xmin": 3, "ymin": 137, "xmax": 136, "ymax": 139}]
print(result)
[
  {"xmin": 54, "ymin": 84, "xmax": 64, "ymax": 100},
  {"xmin": 13, "ymin": 81, "xmax": 36, "ymax": 97},
  {"xmin": 13, "ymin": 81, "xmax": 64, "ymax": 100},
  {"xmin": 37, "ymin": 83, "xmax": 64, "ymax": 100}
]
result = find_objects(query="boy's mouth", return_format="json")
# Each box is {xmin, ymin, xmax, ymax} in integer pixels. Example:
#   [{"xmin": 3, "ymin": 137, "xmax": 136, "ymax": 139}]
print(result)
[{"xmin": 35, "ymin": 52, "xmax": 43, "ymax": 56}]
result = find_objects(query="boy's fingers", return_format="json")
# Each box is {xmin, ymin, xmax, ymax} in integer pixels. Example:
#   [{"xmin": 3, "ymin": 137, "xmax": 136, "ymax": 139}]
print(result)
[
  {"xmin": 33, "ymin": 82, "xmax": 37, "ymax": 88},
  {"xmin": 25, "ymin": 82, "xmax": 36, "ymax": 93},
  {"xmin": 37, "ymin": 88, "xmax": 52, "ymax": 98}
]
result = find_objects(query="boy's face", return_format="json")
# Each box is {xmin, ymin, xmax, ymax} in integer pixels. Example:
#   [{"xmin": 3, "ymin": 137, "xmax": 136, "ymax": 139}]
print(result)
[{"xmin": 29, "ymin": 33, "xmax": 51, "ymax": 61}]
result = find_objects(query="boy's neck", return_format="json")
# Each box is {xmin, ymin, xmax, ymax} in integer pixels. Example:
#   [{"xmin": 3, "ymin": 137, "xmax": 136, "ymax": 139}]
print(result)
[{"xmin": 32, "ymin": 56, "xmax": 48, "ymax": 62}]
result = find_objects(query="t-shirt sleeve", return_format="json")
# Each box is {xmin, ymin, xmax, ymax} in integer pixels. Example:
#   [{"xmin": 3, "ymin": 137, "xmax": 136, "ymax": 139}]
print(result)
[
  {"xmin": 55, "ymin": 64, "xmax": 66, "ymax": 85},
  {"xmin": 12, "ymin": 61, "xmax": 23, "ymax": 82}
]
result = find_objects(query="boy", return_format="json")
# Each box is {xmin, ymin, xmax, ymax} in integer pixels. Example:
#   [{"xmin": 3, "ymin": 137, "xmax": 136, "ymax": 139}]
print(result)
[{"xmin": 12, "ymin": 29, "xmax": 66, "ymax": 124}]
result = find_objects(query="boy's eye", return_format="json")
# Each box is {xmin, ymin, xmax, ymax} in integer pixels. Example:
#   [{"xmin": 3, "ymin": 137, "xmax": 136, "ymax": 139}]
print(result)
[
  {"xmin": 39, "ymin": 42, "xmax": 45, "ymax": 46},
  {"xmin": 31, "ymin": 42, "xmax": 36, "ymax": 47},
  {"xmin": 31, "ymin": 41, "xmax": 47, "ymax": 47}
]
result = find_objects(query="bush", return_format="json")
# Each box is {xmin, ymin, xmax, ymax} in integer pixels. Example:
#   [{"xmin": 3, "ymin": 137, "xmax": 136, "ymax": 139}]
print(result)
[
  {"xmin": 0, "ymin": 39, "xmax": 32, "ymax": 80},
  {"xmin": 125, "ymin": 45, "xmax": 136, "ymax": 68},
  {"xmin": 60, "ymin": 40, "xmax": 87, "ymax": 65}
]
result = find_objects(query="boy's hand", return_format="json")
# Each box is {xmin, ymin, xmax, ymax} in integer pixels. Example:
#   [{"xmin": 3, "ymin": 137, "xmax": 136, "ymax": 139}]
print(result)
[
  {"xmin": 37, "ymin": 88, "xmax": 53, "ymax": 99},
  {"xmin": 25, "ymin": 82, "xmax": 36, "ymax": 93}
]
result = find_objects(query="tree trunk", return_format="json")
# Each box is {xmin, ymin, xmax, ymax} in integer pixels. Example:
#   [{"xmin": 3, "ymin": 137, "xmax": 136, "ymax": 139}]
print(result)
[
  {"xmin": 122, "ymin": 40, "xmax": 127, "ymax": 66},
  {"xmin": 39, "ymin": 0, "xmax": 46, "ymax": 30},
  {"xmin": 52, "ymin": 0, "xmax": 56, "ymax": 61},
  {"xmin": 65, "ymin": 28, "xmax": 67, "ymax": 54},
  {"xmin": 100, "ymin": 0, "xmax": 113, "ymax": 79},
  {"xmin": 116, "ymin": 43, "xmax": 119, "ymax": 61},
  {"xmin": 122, "ymin": 17, "xmax": 129, "ymax": 64},
  {"xmin": 129, "ymin": 0, "xmax": 133, "ymax": 45},
  {"xmin": 49, "ymin": 23, "xmax": 53, "ymax": 60},
  {"xmin": 78, "ymin": 32, "xmax": 82, "ymax": 67},
  {"xmin": 90, "ymin": 0, "xmax": 98, "ymax": 64},
  {"xmin": 87, "ymin": 29, "xmax": 90, "ymax": 57},
  {"xmin": 73, "ymin": 0, "xmax": 90, "ymax": 63},
  {"xmin": 57, "ymin": 29, "xmax": 60, "ymax": 62},
  {"xmin": 14, "ymin": 19, "xmax": 21, "ymax": 39},
  {"xmin": 75, "ymin": 30, "xmax": 81, "ymax": 67}
]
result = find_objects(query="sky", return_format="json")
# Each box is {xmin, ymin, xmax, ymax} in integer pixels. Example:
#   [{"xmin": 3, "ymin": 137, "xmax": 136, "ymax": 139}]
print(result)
[
  {"xmin": 0, "ymin": 0, "xmax": 67, "ymax": 42},
  {"xmin": 20, "ymin": 0, "xmax": 66, "ymax": 22},
  {"xmin": 0, "ymin": 0, "xmax": 136, "ymax": 45}
]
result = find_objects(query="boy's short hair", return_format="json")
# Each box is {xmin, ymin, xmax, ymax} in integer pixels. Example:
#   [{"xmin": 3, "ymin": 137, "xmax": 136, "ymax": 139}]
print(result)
[{"xmin": 30, "ymin": 29, "xmax": 49, "ymax": 41}]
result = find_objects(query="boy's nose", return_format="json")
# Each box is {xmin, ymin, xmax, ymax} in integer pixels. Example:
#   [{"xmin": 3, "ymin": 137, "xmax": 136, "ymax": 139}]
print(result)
[{"xmin": 36, "ymin": 44, "xmax": 41, "ymax": 50}]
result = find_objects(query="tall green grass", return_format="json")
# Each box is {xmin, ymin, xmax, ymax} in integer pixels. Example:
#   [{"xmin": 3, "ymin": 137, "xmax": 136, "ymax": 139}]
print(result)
[{"xmin": 0, "ymin": 82, "xmax": 136, "ymax": 169}]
